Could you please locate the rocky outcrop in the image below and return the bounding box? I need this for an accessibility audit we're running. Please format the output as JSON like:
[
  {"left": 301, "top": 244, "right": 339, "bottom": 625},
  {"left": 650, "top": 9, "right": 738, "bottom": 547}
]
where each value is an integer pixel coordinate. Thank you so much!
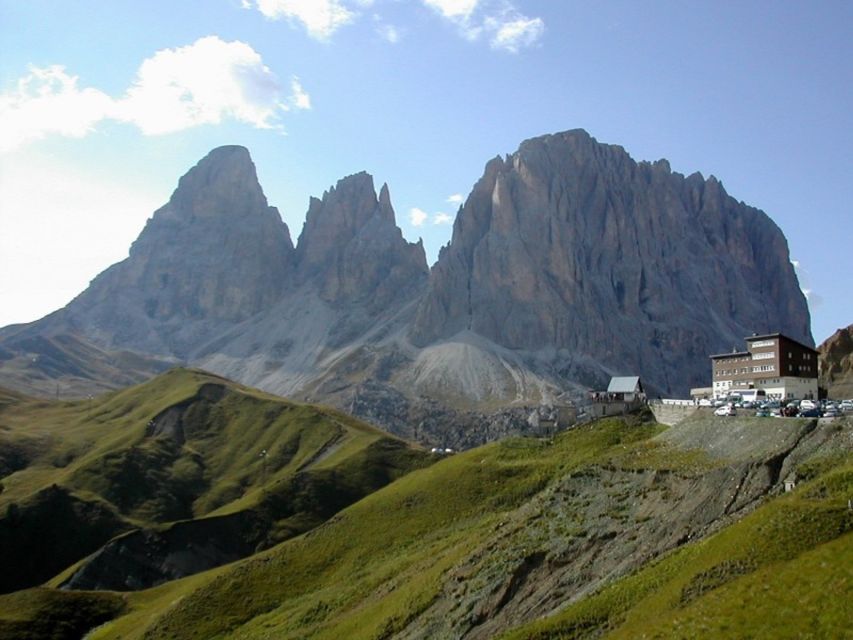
[
  {"left": 411, "top": 130, "right": 812, "bottom": 395},
  {"left": 295, "top": 172, "right": 428, "bottom": 310},
  {"left": 819, "top": 324, "right": 853, "bottom": 397},
  {"left": 15, "top": 146, "right": 295, "bottom": 358}
]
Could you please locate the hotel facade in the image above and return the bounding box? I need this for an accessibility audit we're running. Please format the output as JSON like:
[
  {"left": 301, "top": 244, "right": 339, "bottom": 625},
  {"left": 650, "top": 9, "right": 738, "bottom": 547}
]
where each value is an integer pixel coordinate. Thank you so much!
[{"left": 710, "top": 333, "right": 818, "bottom": 400}]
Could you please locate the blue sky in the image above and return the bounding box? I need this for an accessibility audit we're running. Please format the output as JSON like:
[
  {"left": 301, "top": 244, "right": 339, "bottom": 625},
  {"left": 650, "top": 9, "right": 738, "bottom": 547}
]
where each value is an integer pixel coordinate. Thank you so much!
[{"left": 1, "top": 0, "right": 850, "bottom": 343}]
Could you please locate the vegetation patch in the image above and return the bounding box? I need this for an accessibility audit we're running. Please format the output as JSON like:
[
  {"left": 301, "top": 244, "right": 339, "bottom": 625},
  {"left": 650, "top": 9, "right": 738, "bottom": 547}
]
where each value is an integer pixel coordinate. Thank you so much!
[{"left": 0, "top": 588, "right": 126, "bottom": 640}]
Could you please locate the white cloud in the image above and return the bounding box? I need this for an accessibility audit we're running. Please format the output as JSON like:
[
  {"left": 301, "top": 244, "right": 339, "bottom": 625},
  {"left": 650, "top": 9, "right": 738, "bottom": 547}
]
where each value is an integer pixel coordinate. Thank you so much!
[
  {"left": 423, "top": 0, "right": 479, "bottom": 19},
  {"left": 0, "top": 36, "right": 308, "bottom": 152},
  {"left": 409, "top": 207, "right": 429, "bottom": 227},
  {"left": 420, "top": 0, "right": 543, "bottom": 52},
  {"left": 253, "top": 0, "right": 354, "bottom": 39},
  {"left": 433, "top": 212, "right": 454, "bottom": 225},
  {"left": 115, "top": 37, "right": 287, "bottom": 135},
  {"left": 447, "top": 193, "right": 464, "bottom": 204},
  {"left": 0, "top": 66, "right": 114, "bottom": 153},
  {"left": 487, "top": 14, "right": 544, "bottom": 52},
  {"left": 792, "top": 259, "right": 822, "bottom": 308},
  {"left": 377, "top": 23, "right": 401, "bottom": 43},
  {"left": 289, "top": 77, "right": 312, "bottom": 110}
]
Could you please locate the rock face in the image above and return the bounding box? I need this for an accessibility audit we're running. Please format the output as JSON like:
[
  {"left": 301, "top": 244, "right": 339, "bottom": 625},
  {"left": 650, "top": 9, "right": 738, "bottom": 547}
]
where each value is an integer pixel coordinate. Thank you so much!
[
  {"left": 411, "top": 130, "right": 812, "bottom": 394},
  {"left": 0, "top": 131, "right": 815, "bottom": 444},
  {"left": 26, "top": 146, "right": 295, "bottom": 357},
  {"left": 819, "top": 324, "right": 853, "bottom": 398},
  {"left": 295, "top": 173, "right": 428, "bottom": 310}
]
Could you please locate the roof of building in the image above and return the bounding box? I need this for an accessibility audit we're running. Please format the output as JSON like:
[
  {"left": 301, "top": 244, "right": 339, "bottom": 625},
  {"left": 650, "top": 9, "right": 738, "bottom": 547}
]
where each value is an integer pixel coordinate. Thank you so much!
[
  {"left": 710, "top": 351, "right": 750, "bottom": 360},
  {"left": 607, "top": 376, "right": 641, "bottom": 393},
  {"left": 709, "top": 332, "right": 817, "bottom": 360},
  {"left": 745, "top": 332, "right": 817, "bottom": 353}
]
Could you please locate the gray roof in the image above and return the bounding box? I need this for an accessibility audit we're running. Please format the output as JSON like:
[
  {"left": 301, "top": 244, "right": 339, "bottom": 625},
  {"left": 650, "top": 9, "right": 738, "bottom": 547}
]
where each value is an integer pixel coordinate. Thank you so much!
[{"left": 607, "top": 376, "right": 641, "bottom": 393}]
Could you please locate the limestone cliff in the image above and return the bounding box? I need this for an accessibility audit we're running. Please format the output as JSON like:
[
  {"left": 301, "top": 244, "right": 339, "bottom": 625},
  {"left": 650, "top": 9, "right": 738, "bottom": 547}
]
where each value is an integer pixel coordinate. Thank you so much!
[
  {"left": 411, "top": 130, "right": 812, "bottom": 395},
  {"left": 21, "top": 146, "right": 295, "bottom": 358},
  {"left": 295, "top": 172, "right": 428, "bottom": 310}
]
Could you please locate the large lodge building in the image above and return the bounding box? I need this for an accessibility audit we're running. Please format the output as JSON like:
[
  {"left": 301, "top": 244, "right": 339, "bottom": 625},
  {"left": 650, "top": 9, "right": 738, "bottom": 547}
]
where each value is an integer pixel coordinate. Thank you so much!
[{"left": 710, "top": 333, "right": 818, "bottom": 401}]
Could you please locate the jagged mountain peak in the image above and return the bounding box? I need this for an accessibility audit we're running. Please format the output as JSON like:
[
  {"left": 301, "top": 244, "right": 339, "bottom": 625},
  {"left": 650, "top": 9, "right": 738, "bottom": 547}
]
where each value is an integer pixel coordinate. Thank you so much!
[
  {"left": 22, "top": 145, "right": 295, "bottom": 357},
  {"left": 165, "top": 145, "right": 270, "bottom": 221},
  {"left": 295, "top": 170, "right": 428, "bottom": 307}
]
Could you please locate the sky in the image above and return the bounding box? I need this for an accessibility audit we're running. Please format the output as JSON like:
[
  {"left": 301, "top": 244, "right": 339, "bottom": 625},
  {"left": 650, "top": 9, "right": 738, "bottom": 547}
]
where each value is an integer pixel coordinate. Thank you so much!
[{"left": 0, "top": 0, "right": 851, "bottom": 344}]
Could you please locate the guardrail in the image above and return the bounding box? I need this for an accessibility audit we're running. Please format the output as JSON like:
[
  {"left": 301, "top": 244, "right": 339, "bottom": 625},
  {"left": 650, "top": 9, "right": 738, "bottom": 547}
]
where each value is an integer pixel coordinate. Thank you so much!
[{"left": 648, "top": 398, "right": 696, "bottom": 407}]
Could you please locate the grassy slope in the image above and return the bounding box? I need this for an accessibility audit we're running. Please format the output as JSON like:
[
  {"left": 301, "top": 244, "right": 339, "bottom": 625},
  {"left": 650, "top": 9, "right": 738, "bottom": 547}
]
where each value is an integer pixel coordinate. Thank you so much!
[
  {"left": 0, "top": 588, "right": 126, "bottom": 640},
  {"left": 92, "top": 415, "right": 660, "bottom": 639},
  {"left": 2, "top": 401, "right": 850, "bottom": 639},
  {"left": 501, "top": 461, "right": 853, "bottom": 640},
  {"left": 0, "top": 368, "right": 430, "bottom": 594}
]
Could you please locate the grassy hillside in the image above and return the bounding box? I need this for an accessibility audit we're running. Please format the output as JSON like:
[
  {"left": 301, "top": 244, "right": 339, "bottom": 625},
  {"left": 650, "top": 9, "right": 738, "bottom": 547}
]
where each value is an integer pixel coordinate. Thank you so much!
[
  {"left": 1, "top": 400, "right": 850, "bottom": 639},
  {"left": 0, "top": 368, "right": 431, "bottom": 594},
  {"left": 502, "top": 461, "right": 853, "bottom": 639},
  {"left": 78, "top": 412, "right": 849, "bottom": 640}
]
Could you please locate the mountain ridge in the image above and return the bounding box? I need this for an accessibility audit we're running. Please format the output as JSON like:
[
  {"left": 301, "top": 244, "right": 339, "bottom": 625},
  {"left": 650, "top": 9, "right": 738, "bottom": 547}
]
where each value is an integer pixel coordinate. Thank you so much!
[{"left": 0, "top": 129, "right": 813, "bottom": 446}]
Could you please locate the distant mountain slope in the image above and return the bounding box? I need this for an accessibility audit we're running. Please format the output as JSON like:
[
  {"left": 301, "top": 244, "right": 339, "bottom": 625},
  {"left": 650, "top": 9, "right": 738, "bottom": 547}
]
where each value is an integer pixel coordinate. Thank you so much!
[
  {"left": 819, "top": 323, "right": 853, "bottom": 398},
  {"left": 0, "top": 369, "right": 430, "bottom": 594},
  {"left": 0, "top": 130, "right": 813, "bottom": 446},
  {"left": 0, "top": 332, "right": 173, "bottom": 398},
  {"left": 12, "top": 411, "right": 847, "bottom": 640}
]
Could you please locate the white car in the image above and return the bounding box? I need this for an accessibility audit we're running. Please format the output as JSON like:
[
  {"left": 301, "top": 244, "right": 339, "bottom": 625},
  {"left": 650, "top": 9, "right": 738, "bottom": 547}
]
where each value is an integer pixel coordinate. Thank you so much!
[
  {"left": 715, "top": 405, "right": 736, "bottom": 416},
  {"left": 800, "top": 399, "right": 816, "bottom": 410}
]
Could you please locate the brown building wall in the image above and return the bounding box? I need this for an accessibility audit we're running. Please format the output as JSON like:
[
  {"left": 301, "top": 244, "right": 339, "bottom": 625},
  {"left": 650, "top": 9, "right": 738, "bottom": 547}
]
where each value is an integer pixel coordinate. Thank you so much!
[{"left": 711, "top": 334, "right": 818, "bottom": 393}]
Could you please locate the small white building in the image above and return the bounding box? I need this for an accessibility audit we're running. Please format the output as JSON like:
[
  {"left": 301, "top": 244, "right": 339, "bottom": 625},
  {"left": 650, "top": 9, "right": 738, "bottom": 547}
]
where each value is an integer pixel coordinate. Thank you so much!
[{"left": 606, "top": 376, "right": 645, "bottom": 402}]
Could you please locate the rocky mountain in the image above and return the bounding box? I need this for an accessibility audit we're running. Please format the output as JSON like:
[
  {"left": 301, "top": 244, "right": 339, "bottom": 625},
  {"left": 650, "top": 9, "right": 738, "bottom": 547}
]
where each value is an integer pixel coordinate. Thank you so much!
[
  {"left": 412, "top": 130, "right": 811, "bottom": 393},
  {"left": 295, "top": 172, "right": 428, "bottom": 311},
  {"left": 819, "top": 324, "right": 853, "bottom": 397},
  {"left": 0, "top": 131, "right": 813, "bottom": 445},
  {"left": 1, "top": 146, "right": 294, "bottom": 359}
]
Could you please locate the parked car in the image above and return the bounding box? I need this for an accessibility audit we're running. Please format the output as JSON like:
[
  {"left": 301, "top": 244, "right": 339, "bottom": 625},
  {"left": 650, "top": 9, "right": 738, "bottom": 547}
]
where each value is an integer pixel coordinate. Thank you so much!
[
  {"left": 823, "top": 408, "right": 840, "bottom": 418},
  {"left": 799, "top": 408, "right": 821, "bottom": 418},
  {"left": 755, "top": 408, "right": 770, "bottom": 417},
  {"left": 715, "top": 405, "right": 736, "bottom": 416},
  {"left": 840, "top": 400, "right": 853, "bottom": 413},
  {"left": 800, "top": 399, "right": 817, "bottom": 410},
  {"left": 698, "top": 398, "right": 713, "bottom": 407}
]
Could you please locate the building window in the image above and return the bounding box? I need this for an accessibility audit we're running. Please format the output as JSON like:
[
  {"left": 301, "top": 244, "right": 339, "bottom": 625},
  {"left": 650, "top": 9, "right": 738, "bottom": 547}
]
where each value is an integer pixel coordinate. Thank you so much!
[{"left": 752, "top": 365, "right": 775, "bottom": 373}]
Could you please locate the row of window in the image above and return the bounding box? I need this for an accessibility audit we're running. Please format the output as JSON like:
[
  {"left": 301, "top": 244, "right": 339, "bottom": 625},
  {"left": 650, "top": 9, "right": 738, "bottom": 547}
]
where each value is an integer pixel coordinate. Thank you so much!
[
  {"left": 751, "top": 340, "right": 776, "bottom": 348},
  {"left": 753, "top": 364, "right": 775, "bottom": 373}
]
